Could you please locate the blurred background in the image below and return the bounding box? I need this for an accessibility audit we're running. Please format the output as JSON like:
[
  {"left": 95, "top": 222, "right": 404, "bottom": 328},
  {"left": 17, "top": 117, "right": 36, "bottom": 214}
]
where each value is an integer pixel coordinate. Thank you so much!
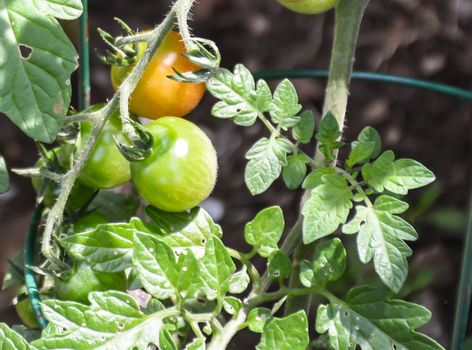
[{"left": 0, "top": 0, "right": 471, "bottom": 347}]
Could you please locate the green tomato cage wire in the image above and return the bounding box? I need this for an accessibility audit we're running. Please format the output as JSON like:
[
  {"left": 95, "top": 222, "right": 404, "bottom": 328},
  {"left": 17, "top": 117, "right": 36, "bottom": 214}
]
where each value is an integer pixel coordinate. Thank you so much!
[{"left": 22, "top": 0, "right": 472, "bottom": 348}]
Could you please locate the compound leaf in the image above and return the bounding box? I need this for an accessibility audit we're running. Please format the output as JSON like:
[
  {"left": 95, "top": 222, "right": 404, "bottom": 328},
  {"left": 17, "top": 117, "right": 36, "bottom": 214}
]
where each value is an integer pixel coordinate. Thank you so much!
[
  {"left": 31, "top": 291, "right": 175, "bottom": 350},
  {"left": 316, "top": 286, "right": 444, "bottom": 350}
]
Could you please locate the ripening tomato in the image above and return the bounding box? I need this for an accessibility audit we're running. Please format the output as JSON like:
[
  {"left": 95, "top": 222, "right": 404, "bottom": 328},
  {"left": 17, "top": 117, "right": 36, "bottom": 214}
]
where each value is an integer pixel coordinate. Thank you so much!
[
  {"left": 130, "top": 117, "right": 217, "bottom": 212},
  {"left": 111, "top": 31, "right": 205, "bottom": 120},
  {"left": 55, "top": 263, "right": 127, "bottom": 304},
  {"left": 277, "top": 0, "right": 339, "bottom": 14},
  {"left": 77, "top": 107, "right": 131, "bottom": 190}
]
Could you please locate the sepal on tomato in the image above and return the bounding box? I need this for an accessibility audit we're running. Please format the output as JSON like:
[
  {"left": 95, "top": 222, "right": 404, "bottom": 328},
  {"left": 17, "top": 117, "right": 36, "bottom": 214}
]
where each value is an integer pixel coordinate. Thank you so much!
[{"left": 114, "top": 118, "right": 154, "bottom": 162}]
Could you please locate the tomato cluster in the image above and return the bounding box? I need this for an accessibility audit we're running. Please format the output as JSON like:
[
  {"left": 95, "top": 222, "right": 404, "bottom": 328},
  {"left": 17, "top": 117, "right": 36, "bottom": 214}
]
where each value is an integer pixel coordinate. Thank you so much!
[{"left": 19, "top": 29, "right": 217, "bottom": 325}]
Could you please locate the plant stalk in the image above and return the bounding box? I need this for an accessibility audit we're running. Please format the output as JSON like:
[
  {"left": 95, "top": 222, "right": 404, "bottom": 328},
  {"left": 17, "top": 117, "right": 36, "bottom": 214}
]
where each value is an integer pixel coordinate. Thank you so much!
[{"left": 284, "top": 0, "right": 370, "bottom": 316}]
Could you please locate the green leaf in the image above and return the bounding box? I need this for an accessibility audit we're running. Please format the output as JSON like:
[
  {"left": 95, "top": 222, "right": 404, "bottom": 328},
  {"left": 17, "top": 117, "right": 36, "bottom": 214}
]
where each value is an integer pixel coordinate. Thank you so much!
[
  {"left": 302, "top": 167, "right": 336, "bottom": 189},
  {"left": 254, "top": 80, "right": 272, "bottom": 112},
  {"left": 316, "top": 286, "right": 445, "bottom": 350},
  {"left": 302, "top": 174, "right": 353, "bottom": 244},
  {"left": 38, "top": 0, "right": 83, "bottom": 20},
  {"left": 62, "top": 208, "right": 221, "bottom": 273},
  {"left": 256, "top": 310, "right": 309, "bottom": 350},
  {"left": 268, "top": 250, "right": 292, "bottom": 280},
  {"left": 292, "top": 110, "right": 315, "bottom": 144},
  {"left": 374, "top": 195, "right": 409, "bottom": 214},
  {"left": 268, "top": 79, "right": 302, "bottom": 130},
  {"left": 223, "top": 296, "right": 243, "bottom": 316},
  {"left": 245, "top": 206, "right": 285, "bottom": 257},
  {"left": 207, "top": 65, "right": 258, "bottom": 126},
  {"left": 31, "top": 291, "right": 177, "bottom": 349},
  {"left": 133, "top": 235, "right": 179, "bottom": 300},
  {"left": 0, "top": 323, "right": 32, "bottom": 349},
  {"left": 315, "top": 112, "right": 342, "bottom": 163},
  {"left": 247, "top": 307, "right": 272, "bottom": 333},
  {"left": 245, "top": 137, "right": 292, "bottom": 195},
  {"left": 0, "top": 155, "right": 9, "bottom": 194},
  {"left": 362, "top": 151, "right": 436, "bottom": 195},
  {"left": 300, "top": 238, "right": 346, "bottom": 288},
  {"left": 0, "top": 0, "right": 80, "bottom": 143},
  {"left": 199, "top": 236, "right": 236, "bottom": 300},
  {"left": 342, "top": 203, "right": 418, "bottom": 292},
  {"left": 347, "top": 127, "right": 381, "bottom": 168},
  {"left": 61, "top": 223, "right": 139, "bottom": 272},
  {"left": 282, "top": 154, "right": 307, "bottom": 190},
  {"left": 145, "top": 206, "right": 222, "bottom": 258},
  {"left": 228, "top": 268, "right": 250, "bottom": 294}
]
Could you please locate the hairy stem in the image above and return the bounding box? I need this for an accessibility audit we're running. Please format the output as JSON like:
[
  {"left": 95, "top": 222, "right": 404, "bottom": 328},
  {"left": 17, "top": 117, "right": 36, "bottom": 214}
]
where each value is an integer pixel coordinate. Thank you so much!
[{"left": 284, "top": 0, "right": 370, "bottom": 316}]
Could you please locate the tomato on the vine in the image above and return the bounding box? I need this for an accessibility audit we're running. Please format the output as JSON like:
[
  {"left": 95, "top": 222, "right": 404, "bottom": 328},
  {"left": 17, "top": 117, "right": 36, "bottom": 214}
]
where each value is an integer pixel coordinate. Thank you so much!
[
  {"left": 131, "top": 117, "right": 217, "bottom": 212},
  {"left": 55, "top": 263, "right": 127, "bottom": 304},
  {"left": 13, "top": 294, "right": 39, "bottom": 329},
  {"left": 32, "top": 148, "right": 96, "bottom": 212},
  {"left": 277, "top": 0, "right": 339, "bottom": 14},
  {"left": 111, "top": 31, "right": 205, "bottom": 120},
  {"left": 72, "top": 212, "right": 108, "bottom": 233},
  {"left": 77, "top": 106, "right": 131, "bottom": 190}
]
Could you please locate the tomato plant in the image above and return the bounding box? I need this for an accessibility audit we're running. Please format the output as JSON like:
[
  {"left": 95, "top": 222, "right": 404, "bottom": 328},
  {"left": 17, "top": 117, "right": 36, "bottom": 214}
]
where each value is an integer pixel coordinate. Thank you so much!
[
  {"left": 111, "top": 31, "right": 206, "bottom": 119},
  {"left": 0, "top": 0, "right": 452, "bottom": 349},
  {"left": 131, "top": 117, "right": 217, "bottom": 212},
  {"left": 277, "top": 0, "right": 339, "bottom": 14},
  {"left": 77, "top": 107, "right": 132, "bottom": 189}
]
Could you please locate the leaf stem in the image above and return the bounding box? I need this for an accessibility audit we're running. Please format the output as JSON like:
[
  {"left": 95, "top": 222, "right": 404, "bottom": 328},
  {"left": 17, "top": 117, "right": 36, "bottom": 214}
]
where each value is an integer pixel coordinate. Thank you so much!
[{"left": 284, "top": 0, "right": 370, "bottom": 316}]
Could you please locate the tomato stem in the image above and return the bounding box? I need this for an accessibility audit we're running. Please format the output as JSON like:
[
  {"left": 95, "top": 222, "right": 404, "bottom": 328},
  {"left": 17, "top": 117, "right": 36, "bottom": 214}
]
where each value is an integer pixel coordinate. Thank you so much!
[{"left": 283, "top": 0, "right": 370, "bottom": 316}]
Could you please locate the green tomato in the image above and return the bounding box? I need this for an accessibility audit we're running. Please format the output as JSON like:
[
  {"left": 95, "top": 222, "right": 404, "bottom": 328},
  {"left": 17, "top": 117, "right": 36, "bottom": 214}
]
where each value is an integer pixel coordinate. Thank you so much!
[
  {"left": 55, "top": 263, "right": 127, "bottom": 304},
  {"left": 78, "top": 108, "right": 131, "bottom": 190},
  {"left": 277, "top": 0, "right": 339, "bottom": 14},
  {"left": 131, "top": 117, "right": 217, "bottom": 212},
  {"left": 14, "top": 294, "right": 39, "bottom": 329},
  {"left": 72, "top": 212, "right": 108, "bottom": 233},
  {"left": 32, "top": 148, "right": 96, "bottom": 212}
]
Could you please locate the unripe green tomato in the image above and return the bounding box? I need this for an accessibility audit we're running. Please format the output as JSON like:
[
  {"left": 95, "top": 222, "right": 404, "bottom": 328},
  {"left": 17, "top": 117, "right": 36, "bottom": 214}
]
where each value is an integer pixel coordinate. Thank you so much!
[
  {"left": 72, "top": 212, "right": 108, "bottom": 233},
  {"left": 277, "top": 0, "right": 339, "bottom": 14},
  {"left": 131, "top": 117, "right": 217, "bottom": 212},
  {"left": 14, "top": 295, "right": 39, "bottom": 329},
  {"left": 78, "top": 107, "right": 131, "bottom": 190},
  {"left": 32, "top": 148, "right": 96, "bottom": 211},
  {"left": 55, "top": 263, "right": 127, "bottom": 304}
]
